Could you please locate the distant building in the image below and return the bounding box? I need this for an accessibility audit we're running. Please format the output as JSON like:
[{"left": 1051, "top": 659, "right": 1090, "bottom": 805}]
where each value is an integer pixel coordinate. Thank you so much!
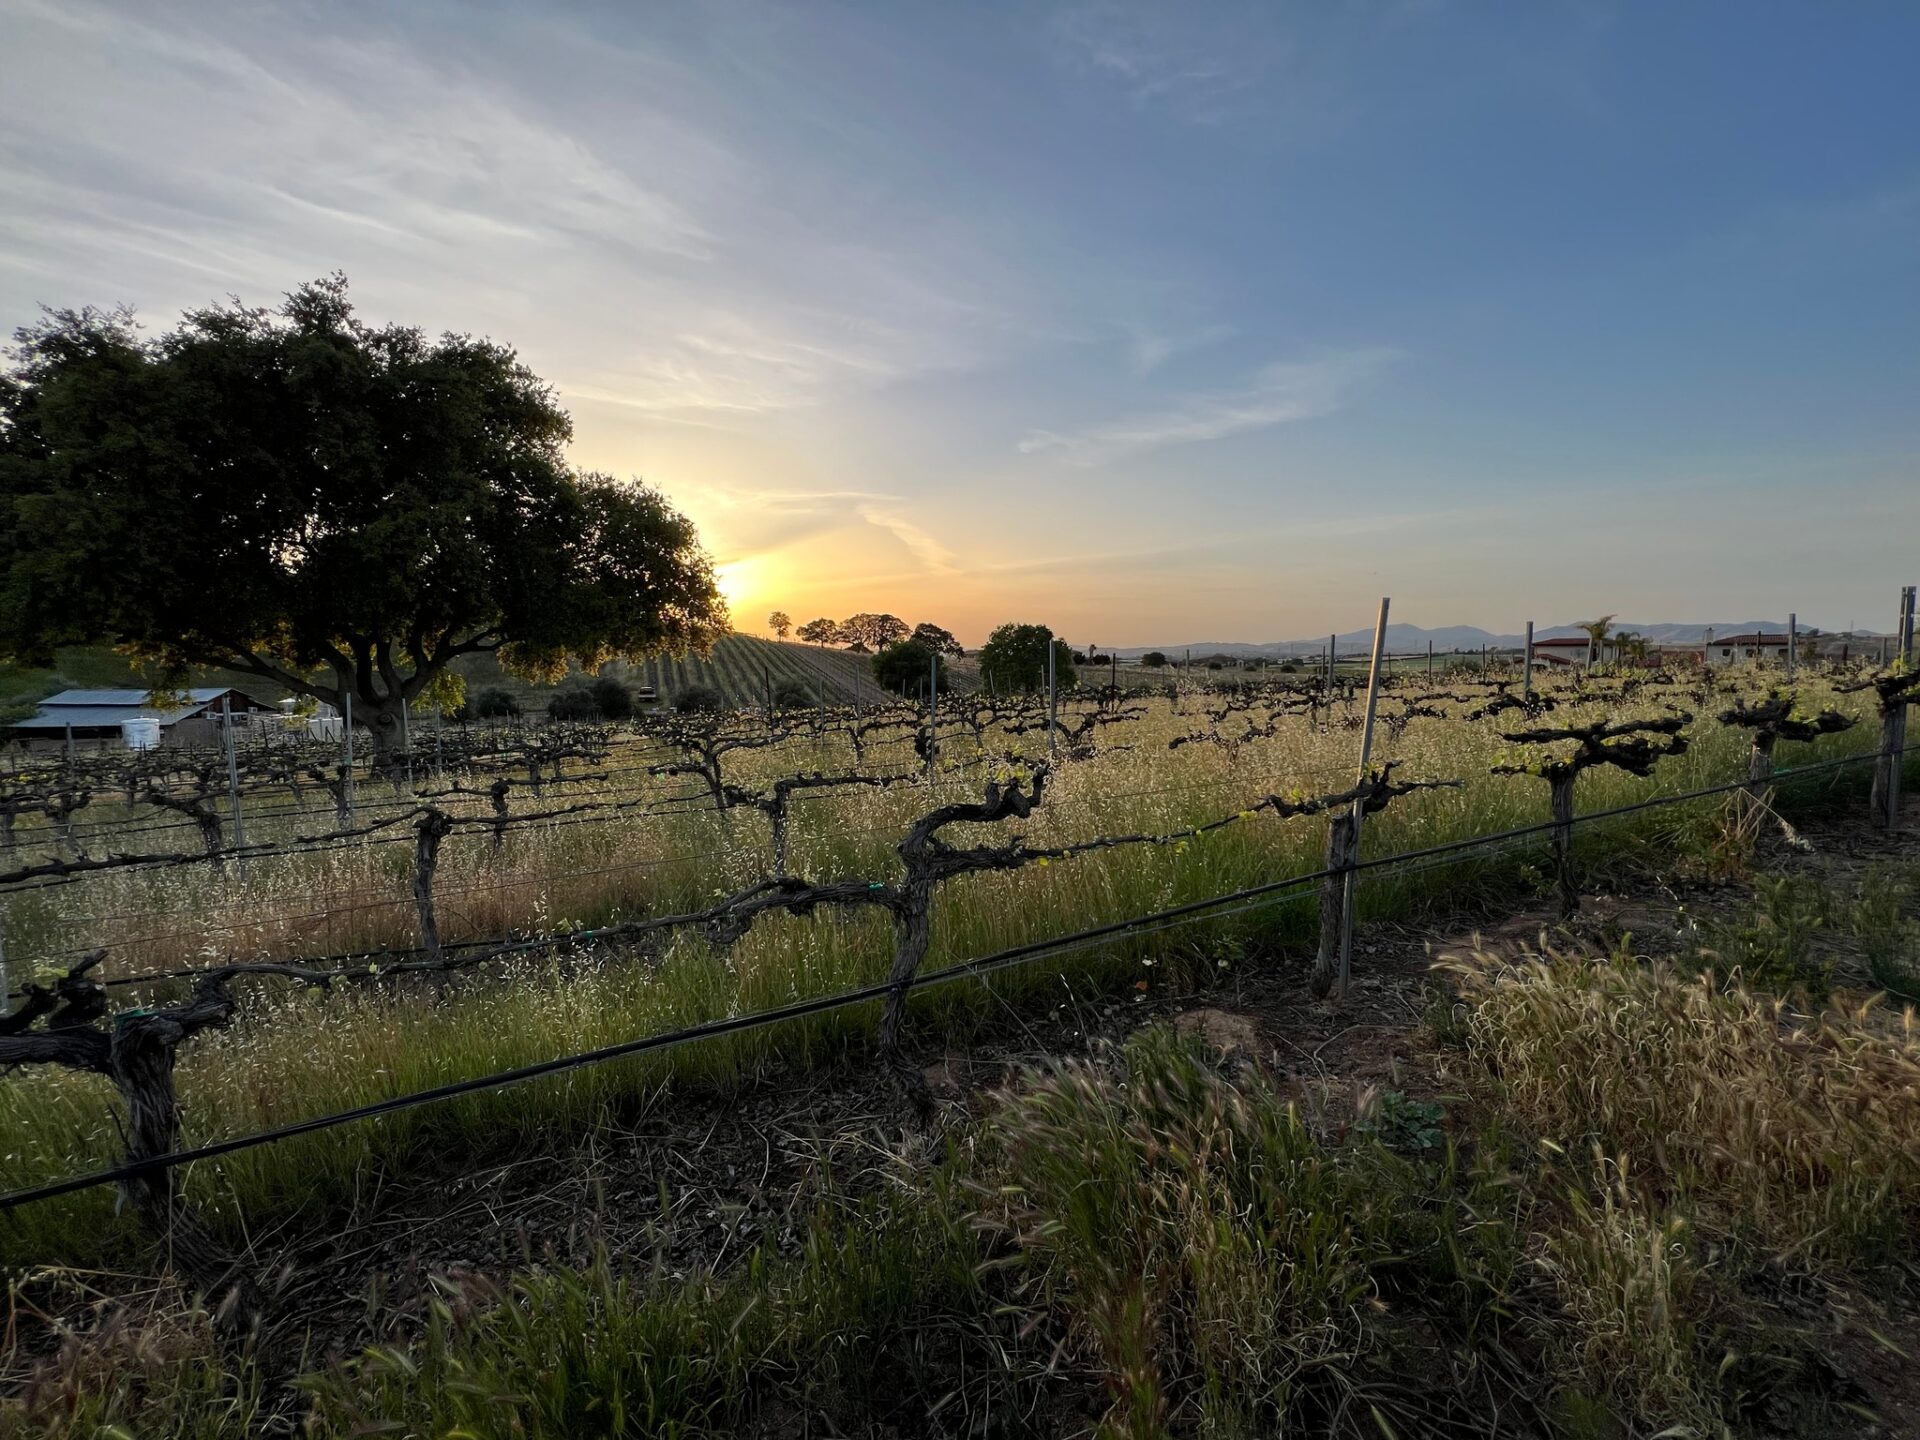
[
  {"left": 1695, "top": 632, "right": 1791, "bottom": 668},
  {"left": 1529, "top": 636, "right": 1611, "bottom": 668},
  {"left": 8, "top": 687, "right": 277, "bottom": 751}
]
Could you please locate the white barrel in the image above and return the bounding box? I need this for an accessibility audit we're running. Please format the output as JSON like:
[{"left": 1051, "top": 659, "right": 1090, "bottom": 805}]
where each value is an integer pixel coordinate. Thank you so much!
[
  {"left": 121, "top": 716, "right": 162, "bottom": 750},
  {"left": 307, "top": 716, "right": 344, "bottom": 741}
]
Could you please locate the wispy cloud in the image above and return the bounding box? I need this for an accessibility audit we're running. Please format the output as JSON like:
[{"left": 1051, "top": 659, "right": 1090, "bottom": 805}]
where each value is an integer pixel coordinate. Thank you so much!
[
  {"left": 1051, "top": 3, "right": 1268, "bottom": 124},
  {"left": 1019, "top": 348, "right": 1400, "bottom": 465},
  {"left": 1119, "top": 319, "right": 1235, "bottom": 375},
  {"left": 0, "top": 0, "right": 1049, "bottom": 424}
]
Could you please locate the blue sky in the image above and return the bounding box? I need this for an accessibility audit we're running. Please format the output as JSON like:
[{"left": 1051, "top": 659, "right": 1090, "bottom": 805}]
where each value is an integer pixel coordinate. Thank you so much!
[{"left": 2, "top": 0, "right": 1916, "bottom": 643}]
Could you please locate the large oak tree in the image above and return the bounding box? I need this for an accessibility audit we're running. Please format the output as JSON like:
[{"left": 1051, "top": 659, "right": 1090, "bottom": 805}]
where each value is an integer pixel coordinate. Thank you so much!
[{"left": 0, "top": 277, "right": 728, "bottom": 755}]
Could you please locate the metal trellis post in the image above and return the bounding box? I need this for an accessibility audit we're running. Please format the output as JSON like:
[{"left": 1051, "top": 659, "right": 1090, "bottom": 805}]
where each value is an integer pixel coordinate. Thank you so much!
[{"left": 1338, "top": 597, "right": 1391, "bottom": 997}]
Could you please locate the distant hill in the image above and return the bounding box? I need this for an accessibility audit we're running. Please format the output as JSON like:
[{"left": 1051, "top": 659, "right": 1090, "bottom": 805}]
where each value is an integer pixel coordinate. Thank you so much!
[
  {"left": 626, "top": 635, "right": 904, "bottom": 708},
  {"left": 1116, "top": 621, "right": 1889, "bottom": 658}
]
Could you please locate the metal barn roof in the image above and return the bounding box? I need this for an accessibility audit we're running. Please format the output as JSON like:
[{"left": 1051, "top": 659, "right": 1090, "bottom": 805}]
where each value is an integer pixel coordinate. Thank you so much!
[
  {"left": 10, "top": 687, "right": 266, "bottom": 732},
  {"left": 37, "top": 688, "right": 236, "bottom": 707}
]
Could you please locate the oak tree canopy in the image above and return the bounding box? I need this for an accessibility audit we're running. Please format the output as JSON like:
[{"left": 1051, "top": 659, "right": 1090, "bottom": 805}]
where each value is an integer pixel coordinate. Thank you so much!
[{"left": 0, "top": 276, "right": 728, "bottom": 754}]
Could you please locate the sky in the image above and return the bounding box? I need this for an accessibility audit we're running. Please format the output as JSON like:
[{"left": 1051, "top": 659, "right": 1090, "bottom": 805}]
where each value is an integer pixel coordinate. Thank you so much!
[{"left": 2, "top": 0, "right": 1917, "bottom": 646}]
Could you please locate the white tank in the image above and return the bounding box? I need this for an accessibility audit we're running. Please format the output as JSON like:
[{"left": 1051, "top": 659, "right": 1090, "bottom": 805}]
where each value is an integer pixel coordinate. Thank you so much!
[{"left": 122, "top": 716, "right": 162, "bottom": 750}]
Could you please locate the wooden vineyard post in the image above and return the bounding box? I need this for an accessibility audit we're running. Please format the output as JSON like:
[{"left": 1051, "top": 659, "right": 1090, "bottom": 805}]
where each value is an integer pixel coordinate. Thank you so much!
[
  {"left": 1314, "top": 809, "right": 1358, "bottom": 998},
  {"left": 1869, "top": 585, "right": 1917, "bottom": 829},
  {"left": 1787, "top": 612, "right": 1797, "bottom": 681},
  {"left": 1335, "top": 597, "right": 1390, "bottom": 997},
  {"left": 1522, "top": 621, "right": 1534, "bottom": 705}
]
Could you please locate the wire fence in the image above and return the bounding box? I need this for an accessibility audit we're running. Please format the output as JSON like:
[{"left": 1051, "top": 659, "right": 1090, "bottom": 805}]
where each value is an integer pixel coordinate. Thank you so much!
[{"left": 0, "top": 736, "right": 1906, "bottom": 1217}]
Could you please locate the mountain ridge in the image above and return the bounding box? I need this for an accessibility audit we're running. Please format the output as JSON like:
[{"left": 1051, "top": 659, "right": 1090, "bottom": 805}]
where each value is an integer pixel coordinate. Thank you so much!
[{"left": 1111, "top": 621, "right": 1890, "bottom": 659}]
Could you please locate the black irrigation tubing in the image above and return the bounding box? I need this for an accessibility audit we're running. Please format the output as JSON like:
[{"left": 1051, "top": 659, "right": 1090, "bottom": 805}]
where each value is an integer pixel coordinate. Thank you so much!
[
  {"left": 4, "top": 737, "right": 1913, "bottom": 1211},
  {"left": 10, "top": 736, "right": 1910, "bottom": 977},
  {"left": 0, "top": 871, "right": 1335, "bottom": 1216}
]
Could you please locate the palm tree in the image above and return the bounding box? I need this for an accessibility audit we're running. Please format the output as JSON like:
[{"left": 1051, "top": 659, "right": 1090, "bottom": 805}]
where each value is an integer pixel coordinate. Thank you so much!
[{"left": 1577, "top": 614, "right": 1616, "bottom": 670}]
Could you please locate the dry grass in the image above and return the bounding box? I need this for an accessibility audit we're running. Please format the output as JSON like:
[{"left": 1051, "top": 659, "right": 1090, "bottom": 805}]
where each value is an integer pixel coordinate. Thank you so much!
[{"left": 1445, "top": 949, "right": 1920, "bottom": 1265}]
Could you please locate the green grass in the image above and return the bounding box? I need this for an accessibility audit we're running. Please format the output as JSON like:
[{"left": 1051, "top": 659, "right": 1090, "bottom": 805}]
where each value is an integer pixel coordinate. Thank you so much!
[
  {"left": 0, "top": 676, "right": 1900, "bottom": 1274},
  {"left": 30, "top": 976, "right": 1914, "bottom": 1437}
]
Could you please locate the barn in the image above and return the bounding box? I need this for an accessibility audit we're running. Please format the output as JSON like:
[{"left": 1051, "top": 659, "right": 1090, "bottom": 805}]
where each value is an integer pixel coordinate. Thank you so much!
[{"left": 8, "top": 688, "right": 278, "bottom": 751}]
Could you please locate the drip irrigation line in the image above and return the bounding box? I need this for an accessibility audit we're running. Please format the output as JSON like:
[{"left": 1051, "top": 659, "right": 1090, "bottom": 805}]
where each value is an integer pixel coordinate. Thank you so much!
[
  {"left": 7, "top": 737, "right": 1908, "bottom": 985},
  {"left": 0, "top": 871, "right": 1334, "bottom": 1215}
]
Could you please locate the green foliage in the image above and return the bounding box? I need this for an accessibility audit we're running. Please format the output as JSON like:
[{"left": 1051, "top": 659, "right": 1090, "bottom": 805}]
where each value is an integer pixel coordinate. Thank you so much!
[
  {"left": 837, "top": 613, "right": 909, "bottom": 651},
  {"left": 547, "top": 683, "right": 602, "bottom": 722},
  {"left": 0, "top": 277, "right": 727, "bottom": 742},
  {"left": 907, "top": 621, "right": 964, "bottom": 657},
  {"left": 1848, "top": 864, "right": 1920, "bottom": 1000},
  {"left": 590, "top": 675, "right": 634, "bottom": 721},
  {"left": 674, "top": 684, "right": 725, "bottom": 715},
  {"left": 1354, "top": 1089, "right": 1447, "bottom": 1151},
  {"left": 464, "top": 686, "right": 520, "bottom": 720},
  {"left": 1698, "top": 872, "right": 1834, "bottom": 997},
  {"left": 769, "top": 677, "right": 816, "bottom": 711},
  {"left": 794, "top": 617, "right": 840, "bottom": 645},
  {"left": 766, "top": 610, "right": 791, "bottom": 639},
  {"left": 977, "top": 622, "right": 1074, "bottom": 694},
  {"left": 870, "top": 639, "right": 948, "bottom": 697},
  {"left": 1140, "top": 651, "right": 1168, "bottom": 668}
]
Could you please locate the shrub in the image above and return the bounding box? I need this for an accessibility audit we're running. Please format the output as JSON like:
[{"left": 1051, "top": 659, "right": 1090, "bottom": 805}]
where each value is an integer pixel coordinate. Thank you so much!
[
  {"left": 466, "top": 686, "right": 520, "bottom": 719},
  {"left": 674, "top": 684, "right": 725, "bottom": 715},
  {"left": 589, "top": 676, "right": 633, "bottom": 721},
  {"left": 770, "top": 678, "right": 816, "bottom": 711},
  {"left": 871, "top": 639, "right": 948, "bottom": 696},
  {"left": 545, "top": 683, "right": 601, "bottom": 722}
]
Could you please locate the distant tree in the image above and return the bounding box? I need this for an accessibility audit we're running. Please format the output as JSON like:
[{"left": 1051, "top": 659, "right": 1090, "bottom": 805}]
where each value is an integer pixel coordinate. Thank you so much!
[
  {"left": 873, "top": 639, "right": 949, "bottom": 696},
  {"left": 1577, "top": 615, "right": 1617, "bottom": 667},
  {"left": 589, "top": 675, "right": 634, "bottom": 720},
  {"left": 546, "top": 683, "right": 601, "bottom": 722},
  {"left": 462, "top": 686, "right": 520, "bottom": 720},
  {"left": 839, "top": 613, "right": 910, "bottom": 650},
  {"left": 674, "top": 683, "right": 726, "bottom": 714},
  {"left": 797, "top": 618, "right": 842, "bottom": 645},
  {"left": 767, "top": 611, "right": 792, "bottom": 640},
  {"left": 909, "top": 622, "right": 965, "bottom": 657},
  {"left": 1141, "top": 651, "right": 1169, "bottom": 669},
  {"left": 978, "top": 623, "right": 1075, "bottom": 694},
  {"left": 0, "top": 277, "right": 728, "bottom": 758}
]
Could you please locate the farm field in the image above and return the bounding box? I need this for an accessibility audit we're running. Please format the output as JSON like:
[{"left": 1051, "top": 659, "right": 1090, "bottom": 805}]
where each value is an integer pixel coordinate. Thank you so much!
[{"left": 3, "top": 661, "right": 1920, "bottom": 1437}]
